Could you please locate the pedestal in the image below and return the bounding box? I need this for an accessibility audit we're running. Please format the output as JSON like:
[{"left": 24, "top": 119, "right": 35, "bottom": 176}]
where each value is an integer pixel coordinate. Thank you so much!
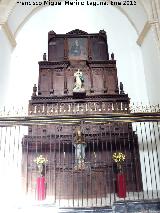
[
  {"left": 36, "top": 176, "right": 46, "bottom": 200},
  {"left": 117, "top": 173, "right": 126, "bottom": 198}
]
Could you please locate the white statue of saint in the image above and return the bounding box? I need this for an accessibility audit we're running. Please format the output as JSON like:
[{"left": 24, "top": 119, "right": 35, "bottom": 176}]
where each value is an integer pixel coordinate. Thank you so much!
[{"left": 73, "top": 69, "right": 85, "bottom": 92}]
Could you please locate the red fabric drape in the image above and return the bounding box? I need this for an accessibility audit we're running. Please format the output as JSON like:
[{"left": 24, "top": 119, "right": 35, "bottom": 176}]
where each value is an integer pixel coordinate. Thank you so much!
[
  {"left": 36, "top": 177, "right": 46, "bottom": 200},
  {"left": 117, "top": 173, "right": 126, "bottom": 198}
]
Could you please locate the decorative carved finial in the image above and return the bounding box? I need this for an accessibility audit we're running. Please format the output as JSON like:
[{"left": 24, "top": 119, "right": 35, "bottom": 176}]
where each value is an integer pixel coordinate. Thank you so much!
[
  {"left": 32, "top": 84, "right": 37, "bottom": 96},
  {"left": 48, "top": 30, "right": 56, "bottom": 35},
  {"left": 43, "top": 53, "right": 46, "bottom": 61},
  {"left": 120, "top": 82, "right": 125, "bottom": 94},
  {"left": 67, "top": 29, "right": 88, "bottom": 35},
  {"left": 99, "top": 29, "right": 106, "bottom": 34},
  {"left": 111, "top": 53, "right": 114, "bottom": 60},
  {"left": 99, "top": 30, "right": 106, "bottom": 39}
]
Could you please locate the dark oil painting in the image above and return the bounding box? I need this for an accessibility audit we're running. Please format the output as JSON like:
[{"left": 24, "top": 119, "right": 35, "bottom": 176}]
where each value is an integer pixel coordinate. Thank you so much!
[{"left": 68, "top": 38, "right": 88, "bottom": 60}]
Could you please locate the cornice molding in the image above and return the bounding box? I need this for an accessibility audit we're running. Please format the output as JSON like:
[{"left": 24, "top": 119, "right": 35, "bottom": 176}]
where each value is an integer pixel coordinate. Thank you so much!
[{"left": 1, "top": 22, "right": 16, "bottom": 47}]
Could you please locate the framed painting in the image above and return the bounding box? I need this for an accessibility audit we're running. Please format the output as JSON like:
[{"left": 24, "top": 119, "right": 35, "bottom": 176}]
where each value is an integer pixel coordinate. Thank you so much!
[{"left": 68, "top": 38, "right": 88, "bottom": 60}]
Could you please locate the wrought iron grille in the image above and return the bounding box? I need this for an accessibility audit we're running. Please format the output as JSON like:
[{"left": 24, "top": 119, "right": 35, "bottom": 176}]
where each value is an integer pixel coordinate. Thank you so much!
[{"left": 0, "top": 106, "right": 160, "bottom": 208}]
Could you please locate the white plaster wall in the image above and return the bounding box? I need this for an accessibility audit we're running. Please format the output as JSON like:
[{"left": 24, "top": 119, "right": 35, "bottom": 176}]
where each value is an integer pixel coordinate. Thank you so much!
[
  {"left": 141, "top": 27, "right": 160, "bottom": 104},
  {"left": 0, "top": 27, "right": 12, "bottom": 106}
]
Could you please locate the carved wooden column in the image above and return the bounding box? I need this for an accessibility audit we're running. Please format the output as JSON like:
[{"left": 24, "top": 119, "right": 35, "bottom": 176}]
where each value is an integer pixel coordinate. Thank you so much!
[
  {"left": 38, "top": 68, "right": 42, "bottom": 95},
  {"left": 114, "top": 67, "right": 119, "bottom": 94},
  {"left": 50, "top": 69, "right": 54, "bottom": 95},
  {"left": 52, "top": 69, "right": 55, "bottom": 94},
  {"left": 89, "top": 66, "right": 94, "bottom": 93},
  {"left": 64, "top": 69, "right": 68, "bottom": 94},
  {"left": 103, "top": 68, "right": 107, "bottom": 93},
  {"left": 88, "top": 36, "right": 92, "bottom": 60},
  {"left": 64, "top": 38, "right": 68, "bottom": 60}
]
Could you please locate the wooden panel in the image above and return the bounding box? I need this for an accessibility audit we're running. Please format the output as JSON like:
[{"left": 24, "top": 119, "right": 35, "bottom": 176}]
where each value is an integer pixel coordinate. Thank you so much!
[
  {"left": 83, "top": 72, "right": 91, "bottom": 93},
  {"left": 48, "top": 38, "right": 64, "bottom": 61},
  {"left": 90, "top": 37, "right": 108, "bottom": 61},
  {"left": 66, "top": 70, "right": 74, "bottom": 95},
  {"left": 54, "top": 72, "right": 64, "bottom": 95},
  {"left": 92, "top": 69, "right": 103, "bottom": 94},
  {"left": 106, "top": 72, "right": 116, "bottom": 94},
  {"left": 39, "top": 70, "right": 51, "bottom": 96}
]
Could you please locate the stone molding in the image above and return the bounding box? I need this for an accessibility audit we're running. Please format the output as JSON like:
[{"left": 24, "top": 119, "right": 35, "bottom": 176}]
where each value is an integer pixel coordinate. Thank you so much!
[{"left": 1, "top": 21, "right": 16, "bottom": 47}]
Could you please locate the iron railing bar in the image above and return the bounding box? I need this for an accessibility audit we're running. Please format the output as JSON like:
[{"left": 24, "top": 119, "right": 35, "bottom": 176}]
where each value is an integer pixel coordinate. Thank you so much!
[
  {"left": 2, "top": 118, "right": 160, "bottom": 126},
  {"left": 90, "top": 133, "right": 94, "bottom": 207},
  {"left": 132, "top": 123, "right": 141, "bottom": 200},
  {"left": 148, "top": 121, "right": 158, "bottom": 199},
  {"left": 81, "top": 123, "right": 84, "bottom": 207},
  {"left": 77, "top": 164, "right": 79, "bottom": 207},
  {"left": 71, "top": 127, "right": 74, "bottom": 207},
  {"left": 100, "top": 124, "right": 107, "bottom": 206},
  {"left": 81, "top": 161, "right": 83, "bottom": 207},
  {"left": 12, "top": 126, "right": 16, "bottom": 162},
  {"left": 8, "top": 127, "right": 11, "bottom": 160},
  {"left": 67, "top": 131, "right": 70, "bottom": 207},
  {"left": 83, "top": 125, "right": 88, "bottom": 207},
  {"left": 156, "top": 121, "right": 160, "bottom": 198},
  {"left": 121, "top": 123, "right": 129, "bottom": 200},
  {"left": 26, "top": 129, "right": 29, "bottom": 195},
  {"left": 139, "top": 122, "right": 148, "bottom": 200},
  {"left": 54, "top": 125, "right": 57, "bottom": 204},
  {"left": 143, "top": 121, "right": 151, "bottom": 199},
  {"left": 146, "top": 121, "right": 154, "bottom": 199},
  {"left": 1, "top": 112, "right": 160, "bottom": 124},
  {"left": 90, "top": 155, "right": 93, "bottom": 207},
  {"left": 96, "top": 131, "right": 99, "bottom": 206},
  {"left": 86, "top": 126, "right": 90, "bottom": 207},
  {"left": 49, "top": 130, "right": 52, "bottom": 197},
  {"left": 62, "top": 140, "right": 65, "bottom": 206},
  {"left": 113, "top": 124, "right": 117, "bottom": 202},
  {"left": 34, "top": 125, "right": 38, "bottom": 199},
  {"left": 17, "top": 125, "right": 21, "bottom": 168},
  {"left": 58, "top": 125, "right": 61, "bottom": 206},
  {"left": 152, "top": 122, "right": 160, "bottom": 198},
  {"left": 44, "top": 126, "right": 47, "bottom": 192},
  {"left": 128, "top": 123, "right": 136, "bottom": 200},
  {"left": 3, "top": 127, "right": 7, "bottom": 160},
  {"left": 0, "top": 127, "right": 2, "bottom": 152},
  {"left": 104, "top": 124, "right": 109, "bottom": 206},
  {"left": 108, "top": 122, "right": 113, "bottom": 206},
  {"left": 122, "top": 123, "right": 129, "bottom": 199}
]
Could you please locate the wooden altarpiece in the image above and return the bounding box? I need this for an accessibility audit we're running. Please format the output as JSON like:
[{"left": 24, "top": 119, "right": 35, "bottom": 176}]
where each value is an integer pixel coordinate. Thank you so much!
[{"left": 22, "top": 29, "right": 142, "bottom": 201}]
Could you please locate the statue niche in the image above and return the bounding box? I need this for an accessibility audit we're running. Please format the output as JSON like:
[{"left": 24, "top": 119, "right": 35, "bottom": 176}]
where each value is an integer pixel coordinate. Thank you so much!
[{"left": 73, "top": 69, "right": 86, "bottom": 97}]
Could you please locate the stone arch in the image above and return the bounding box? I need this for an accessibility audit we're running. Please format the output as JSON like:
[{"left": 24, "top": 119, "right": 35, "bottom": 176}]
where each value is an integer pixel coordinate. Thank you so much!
[{"left": 6, "top": 0, "right": 148, "bottom": 38}]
